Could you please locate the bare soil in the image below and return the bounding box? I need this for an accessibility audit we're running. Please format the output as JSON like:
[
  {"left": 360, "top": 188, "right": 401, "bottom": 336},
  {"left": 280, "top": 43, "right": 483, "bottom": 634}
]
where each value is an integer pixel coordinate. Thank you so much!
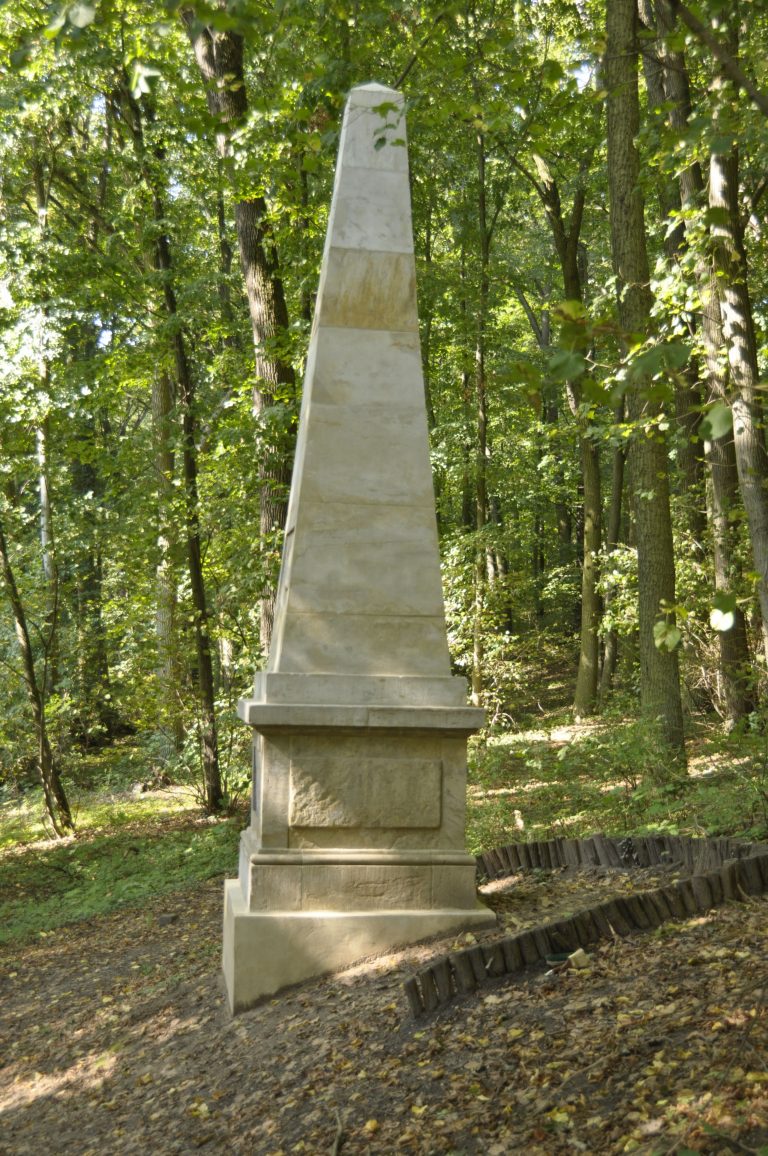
[{"left": 1, "top": 867, "right": 766, "bottom": 1155}]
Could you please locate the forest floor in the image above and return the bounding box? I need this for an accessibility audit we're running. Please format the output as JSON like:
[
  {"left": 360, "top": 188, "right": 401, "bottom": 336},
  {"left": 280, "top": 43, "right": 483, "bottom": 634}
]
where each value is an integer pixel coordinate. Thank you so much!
[{"left": 1, "top": 844, "right": 767, "bottom": 1156}]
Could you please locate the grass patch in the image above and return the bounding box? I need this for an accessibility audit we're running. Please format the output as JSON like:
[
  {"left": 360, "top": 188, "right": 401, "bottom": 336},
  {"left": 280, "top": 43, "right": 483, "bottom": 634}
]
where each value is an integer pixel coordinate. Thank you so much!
[
  {"left": 466, "top": 716, "right": 768, "bottom": 855},
  {"left": 0, "top": 795, "right": 244, "bottom": 945},
  {"left": 0, "top": 785, "right": 201, "bottom": 850}
]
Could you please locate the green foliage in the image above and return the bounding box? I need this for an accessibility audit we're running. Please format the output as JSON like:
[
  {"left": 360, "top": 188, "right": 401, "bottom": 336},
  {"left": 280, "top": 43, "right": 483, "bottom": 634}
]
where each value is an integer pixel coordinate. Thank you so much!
[
  {"left": 466, "top": 715, "right": 768, "bottom": 856},
  {"left": 1, "top": 0, "right": 768, "bottom": 832},
  {"left": 0, "top": 796, "right": 243, "bottom": 944}
]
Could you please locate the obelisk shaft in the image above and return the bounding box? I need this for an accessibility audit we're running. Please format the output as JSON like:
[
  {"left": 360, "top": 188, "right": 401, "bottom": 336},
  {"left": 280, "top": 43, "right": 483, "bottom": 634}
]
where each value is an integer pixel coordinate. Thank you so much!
[{"left": 268, "top": 83, "right": 450, "bottom": 678}]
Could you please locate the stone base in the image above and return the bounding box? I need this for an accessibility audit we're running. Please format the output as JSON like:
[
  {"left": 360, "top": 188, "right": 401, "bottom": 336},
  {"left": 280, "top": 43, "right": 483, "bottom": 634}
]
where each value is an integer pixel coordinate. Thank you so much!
[{"left": 222, "top": 879, "right": 496, "bottom": 1013}]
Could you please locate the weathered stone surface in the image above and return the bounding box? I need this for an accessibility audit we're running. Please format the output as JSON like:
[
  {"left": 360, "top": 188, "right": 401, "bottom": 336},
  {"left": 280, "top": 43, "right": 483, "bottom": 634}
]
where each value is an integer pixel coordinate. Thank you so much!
[
  {"left": 289, "top": 758, "right": 442, "bottom": 829},
  {"left": 247, "top": 672, "right": 469, "bottom": 707},
  {"left": 223, "top": 83, "right": 492, "bottom": 1014},
  {"left": 223, "top": 881, "right": 492, "bottom": 1013}
]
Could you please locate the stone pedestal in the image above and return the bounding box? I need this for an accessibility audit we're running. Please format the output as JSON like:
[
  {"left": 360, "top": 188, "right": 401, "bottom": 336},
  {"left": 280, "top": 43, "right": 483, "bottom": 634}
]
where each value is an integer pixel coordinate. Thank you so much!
[{"left": 223, "top": 83, "right": 494, "bottom": 1014}]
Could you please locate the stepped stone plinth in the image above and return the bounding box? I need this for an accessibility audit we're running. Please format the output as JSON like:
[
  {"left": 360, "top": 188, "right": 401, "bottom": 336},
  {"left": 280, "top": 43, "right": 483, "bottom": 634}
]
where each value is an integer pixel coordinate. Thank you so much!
[{"left": 223, "top": 83, "right": 494, "bottom": 1013}]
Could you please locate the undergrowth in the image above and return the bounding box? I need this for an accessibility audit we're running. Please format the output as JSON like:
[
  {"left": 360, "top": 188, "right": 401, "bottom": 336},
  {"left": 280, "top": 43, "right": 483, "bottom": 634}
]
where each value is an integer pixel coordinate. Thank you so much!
[
  {"left": 0, "top": 810, "right": 243, "bottom": 945},
  {"left": 4, "top": 709, "right": 768, "bottom": 945},
  {"left": 466, "top": 713, "right": 768, "bottom": 855}
]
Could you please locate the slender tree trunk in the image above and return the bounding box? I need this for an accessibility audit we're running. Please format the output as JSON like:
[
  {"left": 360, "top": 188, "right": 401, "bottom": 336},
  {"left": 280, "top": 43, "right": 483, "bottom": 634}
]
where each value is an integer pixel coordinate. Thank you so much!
[
  {"left": 709, "top": 72, "right": 768, "bottom": 664},
  {"left": 652, "top": 0, "right": 753, "bottom": 721},
  {"left": 421, "top": 205, "right": 437, "bottom": 433},
  {"left": 573, "top": 423, "right": 601, "bottom": 715},
  {"left": 35, "top": 415, "right": 58, "bottom": 700},
  {"left": 471, "top": 132, "right": 490, "bottom": 704},
  {"left": 152, "top": 370, "right": 184, "bottom": 754},
  {"left": 701, "top": 208, "right": 755, "bottom": 723},
  {"left": 599, "top": 402, "right": 627, "bottom": 701},
  {"left": 606, "top": 0, "right": 686, "bottom": 760},
  {"left": 459, "top": 248, "right": 475, "bottom": 531},
  {"left": 183, "top": 12, "right": 295, "bottom": 653},
  {"left": 706, "top": 429, "right": 754, "bottom": 723},
  {"left": 71, "top": 418, "right": 117, "bottom": 743},
  {"left": 640, "top": 0, "right": 706, "bottom": 545},
  {"left": 524, "top": 149, "right": 601, "bottom": 714},
  {"left": 120, "top": 84, "right": 223, "bottom": 812},
  {"left": 0, "top": 509, "right": 73, "bottom": 834},
  {"left": 32, "top": 166, "right": 60, "bottom": 701}
]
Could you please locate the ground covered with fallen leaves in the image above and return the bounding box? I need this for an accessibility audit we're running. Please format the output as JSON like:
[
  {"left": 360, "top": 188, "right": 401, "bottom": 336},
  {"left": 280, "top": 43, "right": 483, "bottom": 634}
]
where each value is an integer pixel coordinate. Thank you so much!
[{"left": 1, "top": 863, "right": 766, "bottom": 1155}]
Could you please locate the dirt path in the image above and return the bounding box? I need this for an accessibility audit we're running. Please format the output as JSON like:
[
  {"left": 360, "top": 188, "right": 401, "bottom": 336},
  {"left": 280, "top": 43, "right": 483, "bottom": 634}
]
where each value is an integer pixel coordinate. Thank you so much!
[{"left": 1, "top": 870, "right": 766, "bottom": 1155}]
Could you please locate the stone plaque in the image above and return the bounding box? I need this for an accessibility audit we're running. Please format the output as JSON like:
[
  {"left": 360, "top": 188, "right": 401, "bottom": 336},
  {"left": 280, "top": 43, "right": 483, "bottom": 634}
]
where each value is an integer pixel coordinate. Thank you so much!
[{"left": 289, "top": 758, "right": 442, "bottom": 828}]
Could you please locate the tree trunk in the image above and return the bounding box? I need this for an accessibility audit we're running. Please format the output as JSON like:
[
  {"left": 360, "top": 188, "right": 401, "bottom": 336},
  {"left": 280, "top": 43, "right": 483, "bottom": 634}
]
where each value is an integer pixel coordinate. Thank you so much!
[
  {"left": 653, "top": 0, "right": 754, "bottom": 722},
  {"left": 709, "top": 80, "right": 768, "bottom": 664},
  {"left": 700, "top": 194, "right": 755, "bottom": 723},
  {"left": 706, "top": 427, "right": 755, "bottom": 723},
  {"left": 0, "top": 508, "right": 73, "bottom": 834},
  {"left": 599, "top": 402, "right": 626, "bottom": 702},
  {"left": 70, "top": 417, "right": 118, "bottom": 744},
  {"left": 640, "top": 0, "right": 706, "bottom": 545},
  {"left": 183, "top": 11, "right": 295, "bottom": 653},
  {"left": 152, "top": 370, "right": 185, "bottom": 754},
  {"left": 606, "top": 0, "right": 686, "bottom": 760},
  {"left": 573, "top": 424, "right": 601, "bottom": 715},
  {"left": 120, "top": 84, "right": 223, "bottom": 812},
  {"left": 527, "top": 149, "right": 601, "bottom": 715},
  {"left": 471, "top": 132, "right": 491, "bottom": 704},
  {"left": 35, "top": 416, "right": 58, "bottom": 700}
]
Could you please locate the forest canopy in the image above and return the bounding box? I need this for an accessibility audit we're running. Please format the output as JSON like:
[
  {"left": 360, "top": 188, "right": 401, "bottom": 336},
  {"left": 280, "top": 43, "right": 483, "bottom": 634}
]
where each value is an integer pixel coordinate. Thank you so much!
[{"left": 2, "top": 0, "right": 768, "bottom": 831}]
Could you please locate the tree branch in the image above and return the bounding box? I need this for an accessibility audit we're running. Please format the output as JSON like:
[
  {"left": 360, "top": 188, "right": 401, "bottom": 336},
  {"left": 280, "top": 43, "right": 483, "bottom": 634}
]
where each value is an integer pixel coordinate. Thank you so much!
[{"left": 673, "top": 1, "right": 768, "bottom": 119}]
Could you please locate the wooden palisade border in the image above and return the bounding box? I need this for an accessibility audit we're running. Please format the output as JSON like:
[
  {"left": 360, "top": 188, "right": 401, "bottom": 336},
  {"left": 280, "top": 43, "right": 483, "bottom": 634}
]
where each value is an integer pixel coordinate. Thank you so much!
[{"left": 403, "top": 835, "right": 768, "bottom": 1017}]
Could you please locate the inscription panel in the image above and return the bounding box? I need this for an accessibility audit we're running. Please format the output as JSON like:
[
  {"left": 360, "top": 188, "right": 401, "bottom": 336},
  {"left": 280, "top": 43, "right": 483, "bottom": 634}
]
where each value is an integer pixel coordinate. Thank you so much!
[{"left": 289, "top": 758, "right": 442, "bottom": 829}]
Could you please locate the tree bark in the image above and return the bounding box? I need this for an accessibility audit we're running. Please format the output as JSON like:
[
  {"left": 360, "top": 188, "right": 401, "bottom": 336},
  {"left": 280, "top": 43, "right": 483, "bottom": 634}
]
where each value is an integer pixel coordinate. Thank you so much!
[
  {"left": 35, "top": 416, "right": 58, "bottom": 700},
  {"left": 0, "top": 508, "right": 73, "bottom": 835},
  {"left": 647, "top": 0, "right": 753, "bottom": 722},
  {"left": 183, "top": 11, "right": 295, "bottom": 653},
  {"left": 640, "top": 0, "right": 706, "bottom": 545},
  {"left": 119, "top": 83, "right": 223, "bottom": 812},
  {"left": 152, "top": 370, "right": 185, "bottom": 754},
  {"left": 599, "top": 402, "right": 627, "bottom": 702},
  {"left": 525, "top": 150, "right": 601, "bottom": 715},
  {"left": 606, "top": 0, "right": 686, "bottom": 760},
  {"left": 708, "top": 88, "right": 768, "bottom": 665},
  {"left": 70, "top": 416, "right": 118, "bottom": 744}
]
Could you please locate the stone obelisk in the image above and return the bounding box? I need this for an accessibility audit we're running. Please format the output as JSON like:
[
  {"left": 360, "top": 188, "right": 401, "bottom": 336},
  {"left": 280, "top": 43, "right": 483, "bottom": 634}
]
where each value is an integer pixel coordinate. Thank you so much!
[{"left": 223, "top": 83, "right": 494, "bottom": 1013}]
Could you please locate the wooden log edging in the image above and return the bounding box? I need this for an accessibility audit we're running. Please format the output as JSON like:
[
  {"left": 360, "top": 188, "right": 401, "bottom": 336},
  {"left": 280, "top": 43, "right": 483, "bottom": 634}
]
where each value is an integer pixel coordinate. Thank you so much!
[
  {"left": 404, "top": 841, "right": 768, "bottom": 1018},
  {"left": 475, "top": 833, "right": 768, "bottom": 880}
]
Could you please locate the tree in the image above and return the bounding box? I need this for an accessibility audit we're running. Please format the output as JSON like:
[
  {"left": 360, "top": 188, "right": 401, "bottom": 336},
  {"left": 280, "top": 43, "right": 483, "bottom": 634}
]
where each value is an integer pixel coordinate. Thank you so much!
[
  {"left": 605, "top": 0, "right": 686, "bottom": 759},
  {"left": 643, "top": 0, "right": 754, "bottom": 725},
  {"left": 0, "top": 504, "right": 73, "bottom": 834},
  {"left": 183, "top": 7, "right": 297, "bottom": 652}
]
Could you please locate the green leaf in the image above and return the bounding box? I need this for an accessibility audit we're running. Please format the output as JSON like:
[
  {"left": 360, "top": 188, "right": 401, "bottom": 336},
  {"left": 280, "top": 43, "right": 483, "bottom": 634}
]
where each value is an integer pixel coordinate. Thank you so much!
[
  {"left": 541, "top": 59, "right": 565, "bottom": 85},
  {"left": 627, "top": 341, "right": 689, "bottom": 382},
  {"left": 663, "top": 341, "right": 690, "bottom": 370},
  {"left": 129, "top": 59, "right": 162, "bottom": 98},
  {"left": 700, "top": 401, "right": 732, "bottom": 441},
  {"left": 44, "top": 10, "right": 68, "bottom": 38},
  {"left": 705, "top": 205, "right": 730, "bottom": 228},
  {"left": 548, "top": 349, "right": 586, "bottom": 381},
  {"left": 653, "top": 621, "right": 682, "bottom": 652},
  {"left": 555, "top": 300, "right": 588, "bottom": 322},
  {"left": 712, "top": 590, "right": 737, "bottom": 614}
]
